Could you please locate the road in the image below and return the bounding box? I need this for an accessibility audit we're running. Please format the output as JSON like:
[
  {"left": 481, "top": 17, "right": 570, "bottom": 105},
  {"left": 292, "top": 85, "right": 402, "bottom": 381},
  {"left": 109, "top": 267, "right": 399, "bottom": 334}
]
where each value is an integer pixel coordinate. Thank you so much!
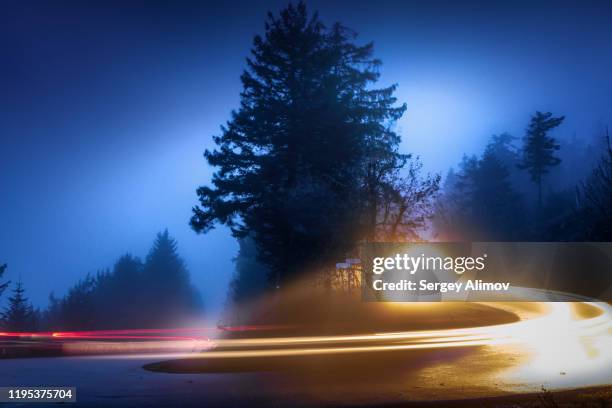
[{"left": 0, "top": 302, "right": 611, "bottom": 407}]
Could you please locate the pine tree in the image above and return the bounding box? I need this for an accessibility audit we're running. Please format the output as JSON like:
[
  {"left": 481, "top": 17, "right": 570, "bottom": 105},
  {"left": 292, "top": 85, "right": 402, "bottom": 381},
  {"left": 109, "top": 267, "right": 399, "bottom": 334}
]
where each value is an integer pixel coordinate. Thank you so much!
[
  {"left": 435, "top": 139, "right": 525, "bottom": 240},
  {"left": 580, "top": 128, "right": 612, "bottom": 240},
  {"left": 2, "top": 280, "right": 36, "bottom": 332},
  {"left": 0, "top": 263, "right": 8, "bottom": 299},
  {"left": 191, "top": 2, "right": 407, "bottom": 285},
  {"left": 58, "top": 275, "right": 96, "bottom": 330},
  {"left": 43, "top": 292, "right": 63, "bottom": 330},
  {"left": 449, "top": 155, "right": 480, "bottom": 237},
  {"left": 432, "top": 168, "right": 462, "bottom": 241},
  {"left": 141, "top": 230, "right": 203, "bottom": 327},
  {"left": 144, "top": 230, "right": 190, "bottom": 286},
  {"left": 92, "top": 255, "right": 143, "bottom": 329},
  {"left": 518, "top": 111, "right": 565, "bottom": 207},
  {"left": 469, "top": 147, "right": 524, "bottom": 240},
  {"left": 487, "top": 133, "right": 520, "bottom": 170}
]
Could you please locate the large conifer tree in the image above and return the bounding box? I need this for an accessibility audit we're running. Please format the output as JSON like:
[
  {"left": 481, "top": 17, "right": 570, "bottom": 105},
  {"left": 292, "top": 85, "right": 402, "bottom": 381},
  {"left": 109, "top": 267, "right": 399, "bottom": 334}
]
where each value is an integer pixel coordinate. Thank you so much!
[
  {"left": 518, "top": 111, "right": 565, "bottom": 206},
  {"left": 191, "top": 2, "right": 406, "bottom": 284}
]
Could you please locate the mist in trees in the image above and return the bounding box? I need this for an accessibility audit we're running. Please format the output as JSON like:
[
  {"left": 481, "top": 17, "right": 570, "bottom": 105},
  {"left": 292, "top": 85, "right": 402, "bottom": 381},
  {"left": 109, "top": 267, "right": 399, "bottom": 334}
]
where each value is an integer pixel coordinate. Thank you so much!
[
  {"left": 138, "top": 230, "right": 203, "bottom": 328},
  {"left": 434, "top": 136, "right": 526, "bottom": 241},
  {"left": 518, "top": 111, "right": 565, "bottom": 208},
  {"left": 192, "top": 2, "right": 438, "bottom": 289},
  {"left": 577, "top": 130, "right": 612, "bottom": 240},
  {"left": 3, "top": 4, "right": 604, "bottom": 332},
  {"left": 434, "top": 111, "right": 610, "bottom": 241},
  {"left": 191, "top": 3, "right": 610, "bottom": 313},
  {"left": 375, "top": 159, "right": 440, "bottom": 241},
  {"left": 42, "top": 230, "right": 204, "bottom": 331}
]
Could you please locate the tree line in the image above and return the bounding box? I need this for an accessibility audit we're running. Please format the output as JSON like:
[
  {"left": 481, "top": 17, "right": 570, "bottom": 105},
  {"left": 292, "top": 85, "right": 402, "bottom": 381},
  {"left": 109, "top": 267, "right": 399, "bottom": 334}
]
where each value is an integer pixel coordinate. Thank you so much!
[
  {"left": 0, "top": 230, "right": 203, "bottom": 332},
  {"left": 4, "top": 2, "right": 611, "bottom": 330},
  {"left": 191, "top": 2, "right": 612, "bottom": 309},
  {"left": 434, "top": 116, "right": 612, "bottom": 241}
]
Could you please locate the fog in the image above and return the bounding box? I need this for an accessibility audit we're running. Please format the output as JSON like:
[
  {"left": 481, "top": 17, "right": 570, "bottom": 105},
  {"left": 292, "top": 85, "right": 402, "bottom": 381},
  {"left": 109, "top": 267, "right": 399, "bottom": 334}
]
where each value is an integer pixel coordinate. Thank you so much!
[{"left": 1, "top": 0, "right": 610, "bottom": 310}]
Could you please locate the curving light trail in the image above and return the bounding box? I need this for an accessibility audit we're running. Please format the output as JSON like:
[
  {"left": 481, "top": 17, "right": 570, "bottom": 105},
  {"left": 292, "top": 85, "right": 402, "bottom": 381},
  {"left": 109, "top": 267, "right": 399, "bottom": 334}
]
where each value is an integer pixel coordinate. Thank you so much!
[
  {"left": 149, "top": 302, "right": 611, "bottom": 360},
  {"left": 2, "top": 302, "right": 611, "bottom": 391}
]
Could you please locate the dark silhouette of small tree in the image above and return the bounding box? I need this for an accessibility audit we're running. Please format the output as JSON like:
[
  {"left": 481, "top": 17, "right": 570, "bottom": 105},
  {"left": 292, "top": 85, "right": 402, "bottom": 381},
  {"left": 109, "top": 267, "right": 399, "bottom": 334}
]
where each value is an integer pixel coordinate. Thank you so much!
[
  {"left": 109, "top": 255, "right": 142, "bottom": 327},
  {"left": 91, "top": 254, "right": 143, "bottom": 329},
  {"left": 469, "top": 148, "right": 525, "bottom": 240},
  {"left": 376, "top": 159, "right": 440, "bottom": 241},
  {"left": 0, "top": 263, "right": 9, "bottom": 300},
  {"left": 43, "top": 292, "right": 63, "bottom": 330},
  {"left": 141, "top": 230, "right": 203, "bottom": 327},
  {"left": 518, "top": 111, "right": 565, "bottom": 207},
  {"left": 580, "top": 128, "right": 612, "bottom": 240},
  {"left": 435, "top": 135, "right": 526, "bottom": 241},
  {"left": 2, "top": 280, "right": 36, "bottom": 332},
  {"left": 487, "top": 132, "right": 519, "bottom": 167},
  {"left": 58, "top": 275, "right": 96, "bottom": 330}
]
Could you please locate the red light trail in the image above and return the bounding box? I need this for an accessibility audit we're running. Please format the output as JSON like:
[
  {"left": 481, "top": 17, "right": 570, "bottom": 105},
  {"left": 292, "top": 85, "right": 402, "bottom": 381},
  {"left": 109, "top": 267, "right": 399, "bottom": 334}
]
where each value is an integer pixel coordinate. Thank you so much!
[{"left": 0, "top": 324, "right": 289, "bottom": 341}]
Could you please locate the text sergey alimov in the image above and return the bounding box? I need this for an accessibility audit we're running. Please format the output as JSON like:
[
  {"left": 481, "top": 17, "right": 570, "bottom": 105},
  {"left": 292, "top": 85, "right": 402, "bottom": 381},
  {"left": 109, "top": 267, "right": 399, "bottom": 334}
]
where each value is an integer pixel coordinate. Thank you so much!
[
  {"left": 372, "top": 279, "right": 510, "bottom": 293},
  {"left": 370, "top": 253, "right": 510, "bottom": 294},
  {"left": 361, "top": 242, "right": 612, "bottom": 302}
]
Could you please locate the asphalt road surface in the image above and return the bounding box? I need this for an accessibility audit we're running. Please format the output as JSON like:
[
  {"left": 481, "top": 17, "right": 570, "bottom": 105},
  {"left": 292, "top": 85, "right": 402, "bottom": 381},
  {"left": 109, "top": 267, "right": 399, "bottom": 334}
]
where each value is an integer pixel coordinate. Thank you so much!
[{"left": 0, "top": 302, "right": 611, "bottom": 407}]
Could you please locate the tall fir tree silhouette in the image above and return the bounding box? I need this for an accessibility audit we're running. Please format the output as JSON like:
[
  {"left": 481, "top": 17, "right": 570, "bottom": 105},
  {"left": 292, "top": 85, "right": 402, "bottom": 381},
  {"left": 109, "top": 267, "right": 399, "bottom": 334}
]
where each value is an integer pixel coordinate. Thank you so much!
[
  {"left": 56, "top": 275, "right": 96, "bottom": 330},
  {"left": 92, "top": 254, "right": 143, "bottom": 329},
  {"left": 468, "top": 147, "right": 524, "bottom": 240},
  {"left": 518, "top": 111, "right": 565, "bottom": 207},
  {"left": 191, "top": 2, "right": 408, "bottom": 285},
  {"left": 141, "top": 230, "right": 203, "bottom": 327},
  {"left": 2, "top": 280, "right": 36, "bottom": 332}
]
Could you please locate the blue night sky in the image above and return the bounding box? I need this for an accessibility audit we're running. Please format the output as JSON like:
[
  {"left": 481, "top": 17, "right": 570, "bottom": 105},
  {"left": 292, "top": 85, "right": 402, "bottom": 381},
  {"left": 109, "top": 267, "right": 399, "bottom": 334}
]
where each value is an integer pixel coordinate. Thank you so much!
[{"left": 1, "top": 0, "right": 611, "bottom": 310}]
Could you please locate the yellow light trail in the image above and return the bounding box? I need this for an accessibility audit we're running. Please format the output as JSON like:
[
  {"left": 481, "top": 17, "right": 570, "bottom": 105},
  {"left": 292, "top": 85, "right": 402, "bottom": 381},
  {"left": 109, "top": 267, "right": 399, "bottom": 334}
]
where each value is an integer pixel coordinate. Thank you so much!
[{"left": 88, "top": 301, "right": 612, "bottom": 392}]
